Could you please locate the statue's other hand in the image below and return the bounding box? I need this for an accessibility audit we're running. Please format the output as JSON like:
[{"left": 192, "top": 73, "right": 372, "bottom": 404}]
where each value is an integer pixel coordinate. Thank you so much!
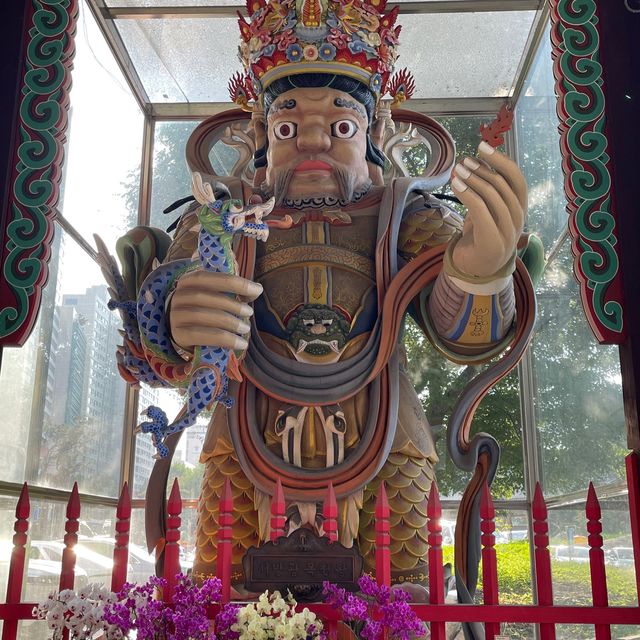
[
  {"left": 168, "top": 270, "right": 262, "bottom": 352},
  {"left": 450, "top": 142, "right": 527, "bottom": 278}
]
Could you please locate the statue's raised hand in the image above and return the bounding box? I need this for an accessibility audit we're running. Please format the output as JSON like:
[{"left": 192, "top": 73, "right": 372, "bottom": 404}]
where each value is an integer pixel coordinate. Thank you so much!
[{"left": 450, "top": 141, "right": 527, "bottom": 279}]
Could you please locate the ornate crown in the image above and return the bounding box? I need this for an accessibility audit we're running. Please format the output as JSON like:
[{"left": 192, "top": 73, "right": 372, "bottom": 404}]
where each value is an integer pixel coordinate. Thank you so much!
[{"left": 230, "top": 0, "right": 415, "bottom": 110}]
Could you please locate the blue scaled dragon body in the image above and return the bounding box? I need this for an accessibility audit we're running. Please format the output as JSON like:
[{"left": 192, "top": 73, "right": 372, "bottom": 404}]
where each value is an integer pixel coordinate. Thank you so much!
[{"left": 97, "top": 173, "right": 275, "bottom": 458}]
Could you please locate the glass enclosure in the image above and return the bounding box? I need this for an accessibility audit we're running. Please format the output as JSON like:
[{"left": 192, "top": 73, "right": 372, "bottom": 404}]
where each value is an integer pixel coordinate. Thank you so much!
[{"left": 0, "top": 3, "right": 634, "bottom": 638}]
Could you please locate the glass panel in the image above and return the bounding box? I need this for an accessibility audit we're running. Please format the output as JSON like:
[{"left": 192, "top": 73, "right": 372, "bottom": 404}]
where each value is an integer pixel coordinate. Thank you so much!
[
  {"left": 114, "top": 12, "right": 535, "bottom": 102},
  {"left": 106, "top": 0, "right": 463, "bottom": 5},
  {"left": 133, "top": 383, "right": 207, "bottom": 501},
  {"left": 548, "top": 495, "right": 637, "bottom": 608},
  {"left": 107, "top": 0, "right": 247, "bottom": 5},
  {"left": 533, "top": 243, "right": 626, "bottom": 496},
  {"left": 405, "top": 328, "right": 524, "bottom": 501},
  {"left": 515, "top": 26, "right": 567, "bottom": 250},
  {"left": 0, "top": 230, "right": 126, "bottom": 497},
  {"left": 0, "top": 496, "right": 117, "bottom": 599},
  {"left": 61, "top": 3, "right": 143, "bottom": 244},
  {"left": 130, "top": 506, "right": 196, "bottom": 575},
  {"left": 403, "top": 114, "right": 524, "bottom": 501},
  {"left": 149, "top": 120, "right": 199, "bottom": 231}
]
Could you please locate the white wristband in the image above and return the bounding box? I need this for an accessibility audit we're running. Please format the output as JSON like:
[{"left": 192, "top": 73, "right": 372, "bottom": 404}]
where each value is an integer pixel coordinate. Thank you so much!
[{"left": 448, "top": 274, "right": 512, "bottom": 296}]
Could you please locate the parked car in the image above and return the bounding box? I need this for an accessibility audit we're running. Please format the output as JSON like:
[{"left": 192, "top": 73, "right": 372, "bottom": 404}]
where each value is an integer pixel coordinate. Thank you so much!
[
  {"left": 495, "top": 528, "right": 529, "bottom": 544},
  {"left": 0, "top": 540, "right": 89, "bottom": 604},
  {"left": 77, "top": 536, "right": 157, "bottom": 584},
  {"left": 78, "top": 535, "right": 193, "bottom": 582},
  {"left": 553, "top": 545, "right": 590, "bottom": 563},
  {"left": 30, "top": 540, "right": 113, "bottom": 586}
]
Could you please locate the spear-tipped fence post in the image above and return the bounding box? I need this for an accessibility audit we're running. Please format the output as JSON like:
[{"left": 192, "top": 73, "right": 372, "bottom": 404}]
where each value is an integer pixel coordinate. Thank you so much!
[
  {"left": 480, "top": 481, "right": 499, "bottom": 640},
  {"left": 586, "top": 483, "right": 611, "bottom": 640},
  {"left": 218, "top": 477, "right": 234, "bottom": 603},
  {"left": 323, "top": 482, "right": 338, "bottom": 543},
  {"left": 2, "top": 483, "right": 30, "bottom": 640},
  {"left": 625, "top": 452, "right": 640, "bottom": 601},
  {"left": 428, "top": 482, "right": 445, "bottom": 640},
  {"left": 112, "top": 482, "right": 131, "bottom": 593},
  {"left": 270, "top": 477, "right": 285, "bottom": 542},
  {"left": 375, "top": 482, "right": 391, "bottom": 588},
  {"left": 164, "top": 478, "right": 182, "bottom": 603},
  {"left": 532, "top": 483, "right": 555, "bottom": 640},
  {"left": 60, "top": 483, "right": 81, "bottom": 640}
]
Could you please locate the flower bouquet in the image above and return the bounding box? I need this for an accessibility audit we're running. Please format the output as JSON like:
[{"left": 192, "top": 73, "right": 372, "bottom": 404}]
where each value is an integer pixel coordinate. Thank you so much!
[
  {"left": 35, "top": 574, "right": 222, "bottom": 640},
  {"left": 323, "top": 576, "right": 428, "bottom": 640},
  {"left": 33, "top": 583, "right": 122, "bottom": 640},
  {"left": 215, "top": 590, "right": 325, "bottom": 640}
]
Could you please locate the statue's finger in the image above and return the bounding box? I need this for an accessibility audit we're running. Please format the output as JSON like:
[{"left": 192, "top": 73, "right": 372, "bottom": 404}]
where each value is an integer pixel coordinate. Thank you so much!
[
  {"left": 176, "top": 270, "right": 263, "bottom": 301},
  {"left": 171, "top": 290, "right": 254, "bottom": 319},
  {"left": 170, "top": 307, "right": 251, "bottom": 336},
  {"left": 170, "top": 326, "right": 248, "bottom": 352},
  {"left": 451, "top": 176, "right": 501, "bottom": 249},
  {"left": 462, "top": 157, "right": 524, "bottom": 235},
  {"left": 454, "top": 163, "right": 515, "bottom": 245},
  {"left": 477, "top": 142, "right": 528, "bottom": 212}
]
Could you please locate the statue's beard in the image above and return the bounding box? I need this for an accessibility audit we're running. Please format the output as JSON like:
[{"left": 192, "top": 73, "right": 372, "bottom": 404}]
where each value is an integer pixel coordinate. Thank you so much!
[{"left": 264, "top": 166, "right": 363, "bottom": 206}]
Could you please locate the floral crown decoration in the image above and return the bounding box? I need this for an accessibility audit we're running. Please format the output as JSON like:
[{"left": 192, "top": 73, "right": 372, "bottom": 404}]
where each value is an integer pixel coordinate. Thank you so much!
[{"left": 230, "top": 0, "right": 415, "bottom": 111}]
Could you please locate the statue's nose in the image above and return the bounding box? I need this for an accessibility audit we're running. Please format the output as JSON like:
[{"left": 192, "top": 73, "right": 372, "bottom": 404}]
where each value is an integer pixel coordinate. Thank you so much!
[
  {"left": 310, "top": 324, "right": 327, "bottom": 335},
  {"left": 297, "top": 125, "right": 331, "bottom": 153}
]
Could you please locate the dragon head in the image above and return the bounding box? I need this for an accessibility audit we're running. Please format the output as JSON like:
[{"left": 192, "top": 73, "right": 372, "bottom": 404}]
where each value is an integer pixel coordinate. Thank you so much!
[{"left": 192, "top": 171, "right": 277, "bottom": 243}]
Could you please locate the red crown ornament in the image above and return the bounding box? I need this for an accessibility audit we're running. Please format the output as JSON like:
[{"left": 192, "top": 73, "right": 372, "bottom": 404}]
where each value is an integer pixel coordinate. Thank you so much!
[{"left": 232, "top": 0, "right": 414, "bottom": 109}]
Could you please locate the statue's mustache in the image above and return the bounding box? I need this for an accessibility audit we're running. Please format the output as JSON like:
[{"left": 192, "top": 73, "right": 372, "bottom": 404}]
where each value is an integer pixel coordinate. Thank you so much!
[{"left": 265, "top": 163, "right": 359, "bottom": 205}]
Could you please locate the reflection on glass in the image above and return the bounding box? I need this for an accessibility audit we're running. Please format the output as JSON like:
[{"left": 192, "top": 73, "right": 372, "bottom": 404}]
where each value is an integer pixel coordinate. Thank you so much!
[
  {"left": 403, "top": 115, "right": 524, "bottom": 500},
  {"left": 62, "top": 4, "right": 143, "bottom": 245},
  {"left": 150, "top": 121, "right": 200, "bottom": 231},
  {"left": 115, "top": 12, "right": 535, "bottom": 102},
  {"left": 134, "top": 385, "right": 207, "bottom": 501},
  {"left": 533, "top": 243, "right": 626, "bottom": 496},
  {"left": 0, "top": 230, "right": 125, "bottom": 497},
  {"left": 548, "top": 495, "right": 637, "bottom": 616},
  {"left": 130, "top": 506, "right": 196, "bottom": 576},
  {"left": 515, "top": 27, "right": 567, "bottom": 250}
]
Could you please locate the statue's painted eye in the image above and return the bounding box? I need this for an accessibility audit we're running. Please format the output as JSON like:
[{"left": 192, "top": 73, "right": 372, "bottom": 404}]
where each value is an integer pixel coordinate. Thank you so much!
[
  {"left": 274, "top": 121, "right": 297, "bottom": 140},
  {"left": 331, "top": 120, "right": 358, "bottom": 139}
]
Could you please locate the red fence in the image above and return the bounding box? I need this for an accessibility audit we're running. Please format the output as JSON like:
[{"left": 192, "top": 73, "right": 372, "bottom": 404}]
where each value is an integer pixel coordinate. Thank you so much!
[{"left": 2, "top": 453, "right": 640, "bottom": 639}]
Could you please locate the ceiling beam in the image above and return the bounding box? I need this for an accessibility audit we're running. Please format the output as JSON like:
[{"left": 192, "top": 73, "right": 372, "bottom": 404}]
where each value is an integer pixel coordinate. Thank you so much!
[
  {"left": 149, "top": 97, "right": 508, "bottom": 119},
  {"left": 85, "top": 0, "right": 151, "bottom": 112},
  {"left": 104, "top": 1, "right": 543, "bottom": 20}
]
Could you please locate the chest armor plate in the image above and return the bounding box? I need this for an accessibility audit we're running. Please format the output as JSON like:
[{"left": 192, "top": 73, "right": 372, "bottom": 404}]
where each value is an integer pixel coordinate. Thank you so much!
[{"left": 254, "top": 201, "right": 380, "bottom": 333}]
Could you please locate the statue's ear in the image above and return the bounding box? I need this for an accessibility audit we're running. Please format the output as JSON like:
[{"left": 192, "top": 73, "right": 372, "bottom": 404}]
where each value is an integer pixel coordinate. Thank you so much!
[
  {"left": 369, "top": 101, "right": 394, "bottom": 186},
  {"left": 252, "top": 105, "right": 268, "bottom": 189}
]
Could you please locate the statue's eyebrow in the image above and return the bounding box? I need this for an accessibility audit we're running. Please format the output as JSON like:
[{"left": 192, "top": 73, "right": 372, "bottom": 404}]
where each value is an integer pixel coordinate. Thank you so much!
[
  {"left": 334, "top": 97, "right": 366, "bottom": 119},
  {"left": 270, "top": 98, "right": 297, "bottom": 114}
]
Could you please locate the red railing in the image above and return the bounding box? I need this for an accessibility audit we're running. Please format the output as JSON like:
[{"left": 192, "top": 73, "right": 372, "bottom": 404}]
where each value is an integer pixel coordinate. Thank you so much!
[{"left": 2, "top": 452, "right": 640, "bottom": 639}]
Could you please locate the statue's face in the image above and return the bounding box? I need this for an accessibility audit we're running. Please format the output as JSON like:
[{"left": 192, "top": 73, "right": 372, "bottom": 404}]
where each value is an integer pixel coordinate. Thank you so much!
[{"left": 264, "top": 87, "right": 371, "bottom": 203}]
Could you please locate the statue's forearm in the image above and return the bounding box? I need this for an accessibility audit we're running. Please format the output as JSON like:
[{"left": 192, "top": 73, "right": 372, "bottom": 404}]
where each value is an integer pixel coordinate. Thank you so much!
[{"left": 427, "top": 270, "right": 515, "bottom": 355}]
